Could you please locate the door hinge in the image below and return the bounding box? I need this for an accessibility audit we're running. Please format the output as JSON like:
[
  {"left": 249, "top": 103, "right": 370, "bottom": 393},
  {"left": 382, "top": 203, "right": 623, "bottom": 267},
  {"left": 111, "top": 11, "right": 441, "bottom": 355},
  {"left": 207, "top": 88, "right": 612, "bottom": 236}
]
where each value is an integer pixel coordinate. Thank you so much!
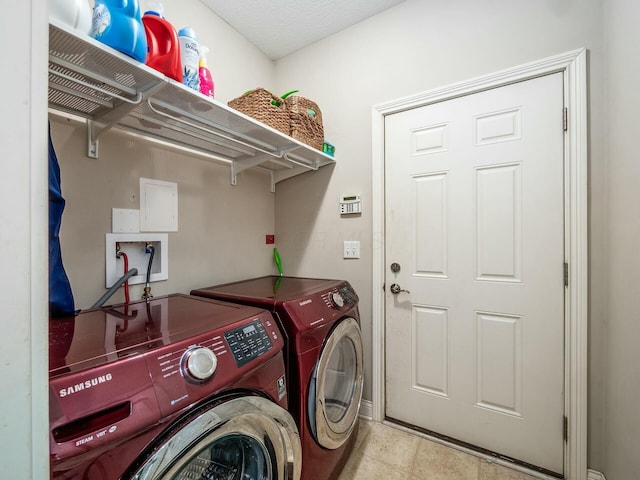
[
  {"left": 563, "top": 416, "right": 568, "bottom": 441},
  {"left": 563, "top": 107, "right": 568, "bottom": 132},
  {"left": 564, "top": 262, "right": 569, "bottom": 287}
]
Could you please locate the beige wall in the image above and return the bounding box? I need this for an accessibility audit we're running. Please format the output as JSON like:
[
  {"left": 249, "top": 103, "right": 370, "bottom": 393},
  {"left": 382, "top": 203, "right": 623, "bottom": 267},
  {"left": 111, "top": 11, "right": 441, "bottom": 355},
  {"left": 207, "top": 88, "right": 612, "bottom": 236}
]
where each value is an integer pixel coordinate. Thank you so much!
[
  {"left": 273, "top": 0, "right": 607, "bottom": 472},
  {"left": 51, "top": 120, "right": 277, "bottom": 308}
]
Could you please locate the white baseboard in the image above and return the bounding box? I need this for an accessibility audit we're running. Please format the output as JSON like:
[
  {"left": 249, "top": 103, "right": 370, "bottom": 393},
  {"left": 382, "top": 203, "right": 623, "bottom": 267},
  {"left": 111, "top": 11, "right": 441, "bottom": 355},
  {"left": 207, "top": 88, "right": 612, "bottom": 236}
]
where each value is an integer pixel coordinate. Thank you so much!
[
  {"left": 359, "top": 399, "right": 373, "bottom": 420},
  {"left": 587, "top": 469, "right": 606, "bottom": 480}
]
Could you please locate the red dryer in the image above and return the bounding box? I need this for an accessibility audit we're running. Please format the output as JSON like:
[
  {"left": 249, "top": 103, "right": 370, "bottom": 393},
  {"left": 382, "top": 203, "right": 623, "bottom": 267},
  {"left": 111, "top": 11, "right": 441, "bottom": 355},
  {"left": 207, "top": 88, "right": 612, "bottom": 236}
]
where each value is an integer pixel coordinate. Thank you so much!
[
  {"left": 191, "top": 276, "right": 364, "bottom": 480},
  {"left": 49, "top": 294, "right": 302, "bottom": 479}
]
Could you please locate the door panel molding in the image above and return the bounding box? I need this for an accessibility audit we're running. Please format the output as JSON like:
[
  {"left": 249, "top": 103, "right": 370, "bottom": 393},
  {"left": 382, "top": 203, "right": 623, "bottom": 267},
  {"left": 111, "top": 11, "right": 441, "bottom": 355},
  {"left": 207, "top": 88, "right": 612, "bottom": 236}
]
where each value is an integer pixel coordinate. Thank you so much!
[{"left": 372, "top": 49, "right": 587, "bottom": 480}]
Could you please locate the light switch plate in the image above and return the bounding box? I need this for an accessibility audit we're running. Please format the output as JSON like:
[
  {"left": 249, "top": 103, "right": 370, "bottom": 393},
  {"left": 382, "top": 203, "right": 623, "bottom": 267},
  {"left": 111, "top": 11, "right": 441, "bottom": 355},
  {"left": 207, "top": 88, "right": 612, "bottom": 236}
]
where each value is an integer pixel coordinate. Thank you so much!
[{"left": 343, "top": 240, "right": 360, "bottom": 259}]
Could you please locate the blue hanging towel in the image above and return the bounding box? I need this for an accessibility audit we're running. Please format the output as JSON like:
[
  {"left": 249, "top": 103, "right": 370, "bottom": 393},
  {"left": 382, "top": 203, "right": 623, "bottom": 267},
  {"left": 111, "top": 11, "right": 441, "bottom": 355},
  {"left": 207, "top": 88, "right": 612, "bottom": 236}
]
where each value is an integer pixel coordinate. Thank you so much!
[{"left": 49, "top": 123, "right": 75, "bottom": 317}]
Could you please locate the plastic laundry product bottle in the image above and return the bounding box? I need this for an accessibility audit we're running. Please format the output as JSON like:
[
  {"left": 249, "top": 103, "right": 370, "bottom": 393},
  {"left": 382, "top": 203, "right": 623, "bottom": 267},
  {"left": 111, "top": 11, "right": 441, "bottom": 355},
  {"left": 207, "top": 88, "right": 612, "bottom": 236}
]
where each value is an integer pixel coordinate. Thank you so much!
[
  {"left": 142, "top": 3, "right": 182, "bottom": 82},
  {"left": 49, "top": 0, "right": 93, "bottom": 34},
  {"left": 178, "top": 27, "right": 200, "bottom": 91},
  {"left": 90, "top": 0, "right": 148, "bottom": 63},
  {"left": 143, "top": 0, "right": 164, "bottom": 15},
  {"left": 198, "top": 46, "right": 214, "bottom": 98}
]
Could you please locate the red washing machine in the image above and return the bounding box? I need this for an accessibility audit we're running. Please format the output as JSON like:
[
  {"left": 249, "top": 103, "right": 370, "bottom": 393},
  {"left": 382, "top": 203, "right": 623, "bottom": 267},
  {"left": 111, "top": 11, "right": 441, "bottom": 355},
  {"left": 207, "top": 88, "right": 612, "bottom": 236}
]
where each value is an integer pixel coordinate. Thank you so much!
[
  {"left": 49, "top": 294, "right": 302, "bottom": 480},
  {"left": 191, "top": 276, "right": 364, "bottom": 480}
]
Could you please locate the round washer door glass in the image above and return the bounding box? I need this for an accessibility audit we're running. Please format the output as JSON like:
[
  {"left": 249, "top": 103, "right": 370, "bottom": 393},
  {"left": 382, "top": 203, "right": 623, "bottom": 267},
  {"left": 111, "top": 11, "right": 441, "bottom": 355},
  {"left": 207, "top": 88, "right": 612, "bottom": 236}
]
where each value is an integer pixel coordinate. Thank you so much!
[
  {"left": 172, "top": 433, "right": 269, "bottom": 479},
  {"left": 311, "top": 317, "right": 364, "bottom": 449},
  {"left": 131, "top": 396, "right": 301, "bottom": 480}
]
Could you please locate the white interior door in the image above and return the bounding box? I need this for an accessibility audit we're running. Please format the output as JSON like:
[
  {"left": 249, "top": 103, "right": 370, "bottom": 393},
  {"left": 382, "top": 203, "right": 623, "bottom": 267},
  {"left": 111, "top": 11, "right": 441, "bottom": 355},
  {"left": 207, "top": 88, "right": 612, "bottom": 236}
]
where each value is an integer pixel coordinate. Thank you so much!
[{"left": 384, "top": 73, "right": 565, "bottom": 474}]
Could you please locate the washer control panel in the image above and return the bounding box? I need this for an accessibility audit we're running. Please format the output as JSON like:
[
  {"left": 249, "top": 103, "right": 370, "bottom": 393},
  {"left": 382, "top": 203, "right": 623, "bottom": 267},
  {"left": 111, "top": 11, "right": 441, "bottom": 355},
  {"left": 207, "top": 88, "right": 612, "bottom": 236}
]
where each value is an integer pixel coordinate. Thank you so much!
[{"left": 225, "top": 318, "right": 273, "bottom": 367}]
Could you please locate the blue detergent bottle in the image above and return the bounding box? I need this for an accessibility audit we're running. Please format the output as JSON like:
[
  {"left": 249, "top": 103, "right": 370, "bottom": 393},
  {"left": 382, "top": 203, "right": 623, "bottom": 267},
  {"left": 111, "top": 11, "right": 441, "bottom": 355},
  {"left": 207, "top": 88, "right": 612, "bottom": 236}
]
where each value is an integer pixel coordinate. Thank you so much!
[{"left": 90, "top": 0, "right": 148, "bottom": 63}]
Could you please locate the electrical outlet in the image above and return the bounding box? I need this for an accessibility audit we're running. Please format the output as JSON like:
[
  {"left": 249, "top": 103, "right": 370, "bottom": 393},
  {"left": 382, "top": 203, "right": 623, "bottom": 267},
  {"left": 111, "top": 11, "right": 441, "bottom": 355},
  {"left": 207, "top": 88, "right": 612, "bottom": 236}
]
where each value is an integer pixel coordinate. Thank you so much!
[
  {"left": 105, "top": 233, "right": 168, "bottom": 287},
  {"left": 343, "top": 241, "right": 360, "bottom": 259}
]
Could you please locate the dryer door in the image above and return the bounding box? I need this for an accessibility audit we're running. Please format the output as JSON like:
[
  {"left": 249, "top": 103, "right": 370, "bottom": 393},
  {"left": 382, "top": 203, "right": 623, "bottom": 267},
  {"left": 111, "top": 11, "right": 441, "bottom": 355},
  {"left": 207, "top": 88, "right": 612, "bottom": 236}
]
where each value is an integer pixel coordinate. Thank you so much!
[
  {"left": 309, "top": 317, "right": 364, "bottom": 449},
  {"left": 130, "top": 396, "right": 301, "bottom": 480}
]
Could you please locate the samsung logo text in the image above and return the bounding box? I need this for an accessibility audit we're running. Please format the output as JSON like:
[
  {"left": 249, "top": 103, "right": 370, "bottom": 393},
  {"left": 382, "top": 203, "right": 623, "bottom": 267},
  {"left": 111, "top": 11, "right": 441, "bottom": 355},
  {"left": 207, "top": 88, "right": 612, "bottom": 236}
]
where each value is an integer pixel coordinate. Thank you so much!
[{"left": 59, "top": 373, "right": 113, "bottom": 397}]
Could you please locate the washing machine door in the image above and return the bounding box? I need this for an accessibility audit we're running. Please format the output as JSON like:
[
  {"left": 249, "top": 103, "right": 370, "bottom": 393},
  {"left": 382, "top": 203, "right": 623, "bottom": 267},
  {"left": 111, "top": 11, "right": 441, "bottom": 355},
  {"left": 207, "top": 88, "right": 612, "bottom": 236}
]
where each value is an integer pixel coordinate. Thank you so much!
[
  {"left": 309, "top": 317, "right": 364, "bottom": 449},
  {"left": 129, "top": 396, "right": 301, "bottom": 480}
]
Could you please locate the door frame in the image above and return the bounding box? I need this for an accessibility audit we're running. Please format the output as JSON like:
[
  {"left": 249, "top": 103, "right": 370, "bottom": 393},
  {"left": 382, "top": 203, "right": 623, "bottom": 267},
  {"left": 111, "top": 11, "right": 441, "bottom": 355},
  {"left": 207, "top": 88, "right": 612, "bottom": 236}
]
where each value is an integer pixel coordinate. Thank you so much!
[{"left": 371, "top": 49, "right": 587, "bottom": 479}]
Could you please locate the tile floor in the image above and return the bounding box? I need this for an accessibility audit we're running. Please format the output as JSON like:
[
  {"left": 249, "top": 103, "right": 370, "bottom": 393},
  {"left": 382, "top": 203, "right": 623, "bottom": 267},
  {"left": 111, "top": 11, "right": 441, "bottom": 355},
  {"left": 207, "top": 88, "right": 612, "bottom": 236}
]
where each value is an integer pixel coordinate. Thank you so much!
[{"left": 337, "top": 420, "right": 542, "bottom": 480}]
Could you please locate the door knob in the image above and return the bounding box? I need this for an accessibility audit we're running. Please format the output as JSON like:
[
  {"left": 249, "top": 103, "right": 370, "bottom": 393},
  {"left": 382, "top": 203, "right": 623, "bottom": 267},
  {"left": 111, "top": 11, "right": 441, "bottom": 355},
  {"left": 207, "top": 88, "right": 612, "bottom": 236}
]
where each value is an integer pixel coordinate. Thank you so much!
[{"left": 390, "top": 284, "right": 410, "bottom": 295}]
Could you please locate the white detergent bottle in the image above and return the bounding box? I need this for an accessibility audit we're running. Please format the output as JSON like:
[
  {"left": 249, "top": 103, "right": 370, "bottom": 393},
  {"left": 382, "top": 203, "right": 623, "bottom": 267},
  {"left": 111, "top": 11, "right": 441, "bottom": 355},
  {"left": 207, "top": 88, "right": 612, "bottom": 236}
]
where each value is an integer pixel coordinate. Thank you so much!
[
  {"left": 178, "top": 27, "right": 200, "bottom": 91},
  {"left": 50, "top": 0, "right": 93, "bottom": 34}
]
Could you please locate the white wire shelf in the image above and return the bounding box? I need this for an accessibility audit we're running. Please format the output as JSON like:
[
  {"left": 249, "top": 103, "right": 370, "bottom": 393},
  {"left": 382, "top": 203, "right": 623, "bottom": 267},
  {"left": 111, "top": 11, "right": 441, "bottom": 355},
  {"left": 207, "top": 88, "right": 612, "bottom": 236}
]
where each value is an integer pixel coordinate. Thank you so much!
[{"left": 48, "top": 20, "right": 335, "bottom": 191}]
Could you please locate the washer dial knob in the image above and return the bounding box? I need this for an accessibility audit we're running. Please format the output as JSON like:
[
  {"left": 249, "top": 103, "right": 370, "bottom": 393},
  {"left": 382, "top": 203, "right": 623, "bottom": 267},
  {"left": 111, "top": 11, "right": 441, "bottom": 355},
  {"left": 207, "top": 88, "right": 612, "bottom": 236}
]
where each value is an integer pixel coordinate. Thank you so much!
[
  {"left": 330, "top": 292, "right": 345, "bottom": 309},
  {"left": 182, "top": 346, "right": 217, "bottom": 382}
]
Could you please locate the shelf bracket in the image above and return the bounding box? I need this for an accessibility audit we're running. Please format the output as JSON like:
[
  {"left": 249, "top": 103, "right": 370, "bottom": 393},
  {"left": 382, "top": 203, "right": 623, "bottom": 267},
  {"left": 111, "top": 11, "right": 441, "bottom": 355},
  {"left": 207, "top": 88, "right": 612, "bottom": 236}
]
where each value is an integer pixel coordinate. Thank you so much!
[
  {"left": 231, "top": 153, "right": 275, "bottom": 186},
  {"left": 230, "top": 144, "right": 303, "bottom": 187},
  {"left": 270, "top": 154, "right": 320, "bottom": 192},
  {"left": 87, "top": 120, "right": 100, "bottom": 158},
  {"left": 86, "top": 80, "right": 168, "bottom": 159},
  {"left": 270, "top": 165, "right": 314, "bottom": 193}
]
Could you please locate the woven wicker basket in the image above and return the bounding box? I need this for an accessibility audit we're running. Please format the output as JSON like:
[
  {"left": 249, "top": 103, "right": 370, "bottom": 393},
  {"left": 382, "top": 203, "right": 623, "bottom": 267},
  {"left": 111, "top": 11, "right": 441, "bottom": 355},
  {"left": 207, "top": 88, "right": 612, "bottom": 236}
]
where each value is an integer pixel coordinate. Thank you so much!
[
  {"left": 227, "top": 88, "right": 290, "bottom": 135},
  {"left": 286, "top": 95, "right": 324, "bottom": 150}
]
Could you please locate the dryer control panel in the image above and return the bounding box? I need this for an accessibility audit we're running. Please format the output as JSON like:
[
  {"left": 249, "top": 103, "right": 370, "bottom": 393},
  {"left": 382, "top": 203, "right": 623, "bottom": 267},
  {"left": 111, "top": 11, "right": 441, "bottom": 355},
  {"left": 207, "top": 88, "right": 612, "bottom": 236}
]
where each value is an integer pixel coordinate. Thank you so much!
[{"left": 325, "top": 284, "right": 358, "bottom": 310}]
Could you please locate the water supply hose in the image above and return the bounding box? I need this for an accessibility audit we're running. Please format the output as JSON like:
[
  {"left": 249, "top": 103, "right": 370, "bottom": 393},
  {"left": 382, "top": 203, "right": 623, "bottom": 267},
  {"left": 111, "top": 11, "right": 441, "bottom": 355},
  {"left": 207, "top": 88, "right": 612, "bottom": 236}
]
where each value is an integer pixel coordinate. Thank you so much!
[
  {"left": 143, "top": 244, "right": 155, "bottom": 300},
  {"left": 118, "top": 251, "right": 130, "bottom": 305}
]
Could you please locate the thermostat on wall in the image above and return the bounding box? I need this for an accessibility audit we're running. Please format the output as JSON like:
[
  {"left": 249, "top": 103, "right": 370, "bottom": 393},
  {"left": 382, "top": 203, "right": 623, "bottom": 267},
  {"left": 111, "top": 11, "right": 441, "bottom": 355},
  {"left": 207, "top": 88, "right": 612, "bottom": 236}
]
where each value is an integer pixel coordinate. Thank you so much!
[{"left": 340, "top": 194, "right": 362, "bottom": 215}]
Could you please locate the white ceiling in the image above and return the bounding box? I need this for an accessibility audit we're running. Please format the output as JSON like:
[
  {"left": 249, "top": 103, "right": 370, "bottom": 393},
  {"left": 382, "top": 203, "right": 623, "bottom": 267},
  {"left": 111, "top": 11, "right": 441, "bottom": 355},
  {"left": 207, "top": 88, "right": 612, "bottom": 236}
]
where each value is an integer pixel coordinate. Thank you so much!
[{"left": 200, "top": 0, "right": 406, "bottom": 60}]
